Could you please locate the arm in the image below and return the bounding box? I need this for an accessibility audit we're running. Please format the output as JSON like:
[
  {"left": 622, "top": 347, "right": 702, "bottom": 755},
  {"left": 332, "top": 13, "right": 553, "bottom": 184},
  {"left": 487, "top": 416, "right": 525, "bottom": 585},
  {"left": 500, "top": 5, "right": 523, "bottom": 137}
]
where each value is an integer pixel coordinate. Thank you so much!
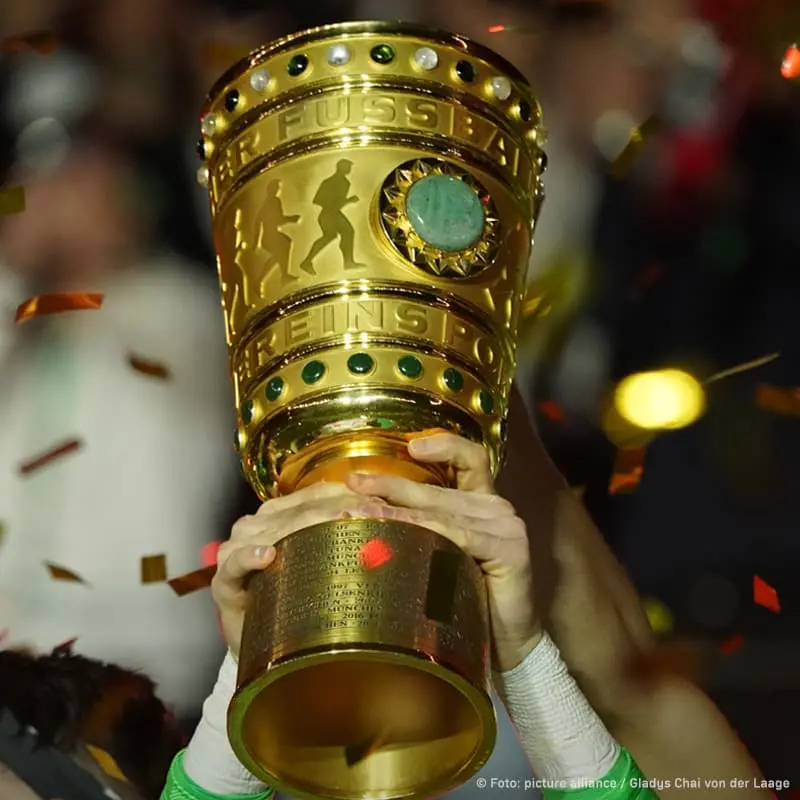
[{"left": 497, "top": 386, "right": 768, "bottom": 799}]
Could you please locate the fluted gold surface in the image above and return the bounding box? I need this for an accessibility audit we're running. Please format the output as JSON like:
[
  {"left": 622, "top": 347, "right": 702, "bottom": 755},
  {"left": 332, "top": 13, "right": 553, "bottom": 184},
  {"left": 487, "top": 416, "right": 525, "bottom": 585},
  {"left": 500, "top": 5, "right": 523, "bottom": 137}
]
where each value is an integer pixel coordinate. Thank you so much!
[{"left": 201, "top": 20, "right": 545, "bottom": 800}]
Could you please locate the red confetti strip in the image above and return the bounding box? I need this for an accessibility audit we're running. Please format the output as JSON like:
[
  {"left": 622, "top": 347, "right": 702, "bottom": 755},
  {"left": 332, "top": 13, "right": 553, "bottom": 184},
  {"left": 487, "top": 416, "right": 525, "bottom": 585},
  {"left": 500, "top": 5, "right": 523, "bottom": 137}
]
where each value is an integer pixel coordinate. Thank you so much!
[
  {"left": 53, "top": 637, "right": 78, "bottom": 655},
  {"left": 168, "top": 565, "right": 216, "bottom": 597},
  {"left": 756, "top": 384, "right": 800, "bottom": 417},
  {"left": 141, "top": 554, "right": 168, "bottom": 584},
  {"left": 128, "top": 354, "right": 172, "bottom": 380},
  {"left": 15, "top": 292, "right": 104, "bottom": 324},
  {"left": 201, "top": 540, "right": 222, "bottom": 568},
  {"left": 781, "top": 43, "right": 800, "bottom": 80},
  {"left": 19, "top": 438, "right": 83, "bottom": 475},
  {"left": 487, "top": 25, "right": 507, "bottom": 33},
  {"left": 0, "top": 186, "right": 25, "bottom": 215},
  {"left": 45, "top": 562, "right": 87, "bottom": 584},
  {"left": 538, "top": 400, "right": 565, "bottom": 424},
  {"left": 360, "top": 538, "right": 393, "bottom": 570},
  {"left": 609, "top": 447, "right": 646, "bottom": 495},
  {"left": 753, "top": 575, "right": 780, "bottom": 613},
  {"left": 719, "top": 634, "right": 745, "bottom": 655},
  {"left": 1, "top": 33, "right": 59, "bottom": 55}
]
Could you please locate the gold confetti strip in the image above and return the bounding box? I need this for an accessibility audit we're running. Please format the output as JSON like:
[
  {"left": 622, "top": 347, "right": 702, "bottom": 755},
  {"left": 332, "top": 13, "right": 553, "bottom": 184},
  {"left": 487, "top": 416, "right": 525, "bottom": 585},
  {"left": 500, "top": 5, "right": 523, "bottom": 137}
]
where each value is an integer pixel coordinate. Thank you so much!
[
  {"left": 643, "top": 597, "right": 674, "bottom": 635},
  {"left": 167, "top": 565, "right": 216, "bottom": 597},
  {"left": 19, "top": 438, "right": 83, "bottom": 475},
  {"left": 140, "top": 554, "right": 168, "bottom": 584},
  {"left": 611, "top": 115, "right": 663, "bottom": 178},
  {"left": 705, "top": 353, "right": 780, "bottom": 385},
  {"left": 86, "top": 745, "right": 128, "bottom": 783},
  {"left": 0, "top": 186, "right": 25, "bottom": 215},
  {"left": 1, "top": 32, "right": 59, "bottom": 55},
  {"left": 45, "top": 562, "right": 87, "bottom": 584},
  {"left": 128, "top": 353, "right": 171, "bottom": 380},
  {"left": 15, "top": 292, "right": 104, "bottom": 324}
]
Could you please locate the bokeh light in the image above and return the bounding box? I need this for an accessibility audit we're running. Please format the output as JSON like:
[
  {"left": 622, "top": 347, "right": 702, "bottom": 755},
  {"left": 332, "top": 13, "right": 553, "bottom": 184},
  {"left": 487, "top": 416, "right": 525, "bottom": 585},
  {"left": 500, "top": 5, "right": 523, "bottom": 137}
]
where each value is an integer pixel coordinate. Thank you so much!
[{"left": 613, "top": 369, "right": 706, "bottom": 430}]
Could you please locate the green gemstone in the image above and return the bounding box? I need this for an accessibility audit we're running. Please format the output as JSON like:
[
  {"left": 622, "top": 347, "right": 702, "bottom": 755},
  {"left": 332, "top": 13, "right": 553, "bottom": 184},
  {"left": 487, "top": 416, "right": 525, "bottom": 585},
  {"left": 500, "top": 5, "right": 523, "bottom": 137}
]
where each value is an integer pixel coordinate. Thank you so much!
[
  {"left": 301, "top": 360, "right": 326, "bottom": 384},
  {"left": 398, "top": 355, "right": 423, "bottom": 379},
  {"left": 265, "top": 377, "right": 284, "bottom": 401},
  {"left": 405, "top": 175, "right": 485, "bottom": 252},
  {"left": 347, "top": 353, "right": 374, "bottom": 374},
  {"left": 443, "top": 368, "right": 464, "bottom": 392},
  {"left": 287, "top": 54, "right": 308, "bottom": 76},
  {"left": 478, "top": 390, "right": 494, "bottom": 414},
  {"left": 370, "top": 44, "right": 394, "bottom": 64},
  {"left": 241, "top": 400, "right": 254, "bottom": 423},
  {"left": 256, "top": 462, "right": 268, "bottom": 482}
]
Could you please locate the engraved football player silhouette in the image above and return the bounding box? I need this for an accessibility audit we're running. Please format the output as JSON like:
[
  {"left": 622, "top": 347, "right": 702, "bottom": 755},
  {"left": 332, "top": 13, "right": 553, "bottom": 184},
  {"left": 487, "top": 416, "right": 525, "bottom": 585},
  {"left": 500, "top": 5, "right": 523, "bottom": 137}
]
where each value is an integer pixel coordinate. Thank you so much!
[
  {"left": 299, "top": 160, "right": 365, "bottom": 275},
  {"left": 255, "top": 180, "right": 300, "bottom": 290}
]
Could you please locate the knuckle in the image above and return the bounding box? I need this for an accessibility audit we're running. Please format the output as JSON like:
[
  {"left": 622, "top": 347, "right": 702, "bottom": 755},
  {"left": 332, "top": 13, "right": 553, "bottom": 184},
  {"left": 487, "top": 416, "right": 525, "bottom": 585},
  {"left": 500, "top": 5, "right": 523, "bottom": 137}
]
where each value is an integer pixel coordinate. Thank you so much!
[{"left": 488, "top": 495, "right": 515, "bottom": 515}]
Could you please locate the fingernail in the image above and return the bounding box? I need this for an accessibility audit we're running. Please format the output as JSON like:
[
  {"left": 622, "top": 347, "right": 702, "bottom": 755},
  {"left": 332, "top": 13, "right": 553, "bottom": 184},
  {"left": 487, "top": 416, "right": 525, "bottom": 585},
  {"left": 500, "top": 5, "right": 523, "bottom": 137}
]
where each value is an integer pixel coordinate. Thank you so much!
[
  {"left": 253, "top": 546, "right": 274, "bottom": 560},
  {"left": 408, "top": 437, "right": 434, "bottom": 455},
  {"left": 349, "top": 472, "right": 370, "bottom": 483},
  {"left": 338, "top": 511, "right": 353, "bottom": 519}
]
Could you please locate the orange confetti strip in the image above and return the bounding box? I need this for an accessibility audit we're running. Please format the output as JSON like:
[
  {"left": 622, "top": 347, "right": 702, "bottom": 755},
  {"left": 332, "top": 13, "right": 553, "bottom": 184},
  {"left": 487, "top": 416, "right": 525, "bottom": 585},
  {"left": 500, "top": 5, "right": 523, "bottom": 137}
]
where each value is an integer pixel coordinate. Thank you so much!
[
  {"left": 15, "top": 292, "right": 104, "bottom": 323},
  {"left": 86, "top": 744, "right": 128, "bottom": 782},
  {"left": 0, "top": 186, "right": 25, "bottom": 215},
  {"left": 720, "top": 634, "right": 745, "bottom": 656},
  {"left": 19, "top": 438, "right": 82, "bottom": 475},
  {"left": 781, "top": 43, "right": 800, "bottom": 79},
  {"left": 538, "top": 400, "right": 565, "bottom": 423},
  {"left": 611, "top": 115, "right": 663, "bottom": 177},
  {"left": 127, "top": 353, "right": 171, "bottom": 380},
  {"left": 756, "top": 384, "right": 800, "bottom": 417},
  {"left": 167, "top": 565, "right": 216, "bottom": 597},
  {"left": 45, "top": 562, "right": 87, "bottom": 584},
  {"left": 1, "top": 32, "right": 59, "bottom": 55},
  {"left": 705, "top": 353, "right": 779, "bottom": 385},
  {"left": 202, "top": 42, "right": 250, "bottom": 68},
  {"left": 141, "top": 554, "right": 168, "bottom": 584},
  {"left": 609, "top": 447, "right": 646, "bottom": 495},
  {"left": 753, "top": 575, "right": 780, "bottom": 613}
]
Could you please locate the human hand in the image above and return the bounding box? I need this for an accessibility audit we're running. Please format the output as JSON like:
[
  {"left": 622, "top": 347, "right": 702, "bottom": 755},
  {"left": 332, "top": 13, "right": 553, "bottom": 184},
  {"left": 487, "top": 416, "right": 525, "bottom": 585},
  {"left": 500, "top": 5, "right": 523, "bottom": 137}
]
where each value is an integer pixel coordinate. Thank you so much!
[
  {"left": 346, "top": 434, "right": 542, "bottom": 673},
  {"left": 211, "top": 482, "right": 384, "bottom": 658}
]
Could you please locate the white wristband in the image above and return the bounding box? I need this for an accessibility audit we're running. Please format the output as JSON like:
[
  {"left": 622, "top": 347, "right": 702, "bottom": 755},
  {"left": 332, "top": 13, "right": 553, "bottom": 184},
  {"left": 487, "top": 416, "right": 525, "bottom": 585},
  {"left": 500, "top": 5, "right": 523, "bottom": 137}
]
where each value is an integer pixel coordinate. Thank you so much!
[
  {"left": 493, "top": 633, "right": 619, "bottom": 786},
  {"left": 183, "top": 652, "right": 267, "bottom": 796}
]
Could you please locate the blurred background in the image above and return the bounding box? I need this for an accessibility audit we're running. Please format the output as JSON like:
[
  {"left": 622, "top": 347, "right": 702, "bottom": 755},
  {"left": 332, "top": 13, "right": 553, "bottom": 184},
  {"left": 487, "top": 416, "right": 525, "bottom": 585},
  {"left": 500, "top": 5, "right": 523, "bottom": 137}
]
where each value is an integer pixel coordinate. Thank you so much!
[{"left": 0, "top": 0, "right": 798, "bottom": 795}]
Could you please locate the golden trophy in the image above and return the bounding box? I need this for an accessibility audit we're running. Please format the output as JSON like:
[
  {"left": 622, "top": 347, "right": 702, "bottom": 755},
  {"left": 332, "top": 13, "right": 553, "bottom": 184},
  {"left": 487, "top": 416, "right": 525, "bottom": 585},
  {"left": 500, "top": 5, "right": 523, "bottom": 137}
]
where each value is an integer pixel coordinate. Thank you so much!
[{"left": 197, "top": 21, "right": 546, "bottom": 800}]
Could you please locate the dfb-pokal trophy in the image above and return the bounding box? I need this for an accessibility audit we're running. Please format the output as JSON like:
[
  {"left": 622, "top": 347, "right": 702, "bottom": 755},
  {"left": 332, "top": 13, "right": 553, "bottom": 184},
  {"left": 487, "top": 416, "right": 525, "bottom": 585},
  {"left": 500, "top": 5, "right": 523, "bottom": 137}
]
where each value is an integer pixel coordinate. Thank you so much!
[{"left": 197, "top": 20, "right": 546, "bottom": 800}]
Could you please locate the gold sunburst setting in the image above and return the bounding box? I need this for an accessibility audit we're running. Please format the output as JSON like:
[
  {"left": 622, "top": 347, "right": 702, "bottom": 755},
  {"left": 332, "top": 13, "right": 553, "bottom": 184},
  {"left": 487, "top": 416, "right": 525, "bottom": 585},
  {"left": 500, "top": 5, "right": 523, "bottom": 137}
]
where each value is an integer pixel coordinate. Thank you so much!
[{"left": 379, "top": 159, "right": 501, "bottom": 278}]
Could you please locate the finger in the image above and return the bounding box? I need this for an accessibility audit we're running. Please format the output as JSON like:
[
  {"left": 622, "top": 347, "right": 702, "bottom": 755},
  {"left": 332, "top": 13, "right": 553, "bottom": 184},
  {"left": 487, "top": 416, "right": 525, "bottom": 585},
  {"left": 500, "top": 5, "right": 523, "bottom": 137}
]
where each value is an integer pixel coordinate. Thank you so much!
[
  {"left": 255, "top": 482, "right": 355, "bottom": 516},
  {"left": 212, "top": 544, "right": 276, "bottom": 604},
  {"left": 346, "top": 473, "right": 513, "bottom": 519},
  {"left": 407, "top": 434, "right": 494, "bottom": 493}
]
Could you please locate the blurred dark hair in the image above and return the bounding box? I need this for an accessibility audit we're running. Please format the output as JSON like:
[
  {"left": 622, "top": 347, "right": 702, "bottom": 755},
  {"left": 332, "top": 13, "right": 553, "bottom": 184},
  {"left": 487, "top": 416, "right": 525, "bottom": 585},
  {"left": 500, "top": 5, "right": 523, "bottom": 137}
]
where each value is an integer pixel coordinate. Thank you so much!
[{"left": 0, "top": 646, "right": 184, "bottom": 800}]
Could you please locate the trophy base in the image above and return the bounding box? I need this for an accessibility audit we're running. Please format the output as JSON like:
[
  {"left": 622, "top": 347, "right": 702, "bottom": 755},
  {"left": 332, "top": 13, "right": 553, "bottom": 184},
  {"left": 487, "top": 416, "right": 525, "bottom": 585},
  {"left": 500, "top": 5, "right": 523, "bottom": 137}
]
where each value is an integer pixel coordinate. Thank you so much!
[{"left": 228, "top": 519, "right": 496, "bottom": 800}]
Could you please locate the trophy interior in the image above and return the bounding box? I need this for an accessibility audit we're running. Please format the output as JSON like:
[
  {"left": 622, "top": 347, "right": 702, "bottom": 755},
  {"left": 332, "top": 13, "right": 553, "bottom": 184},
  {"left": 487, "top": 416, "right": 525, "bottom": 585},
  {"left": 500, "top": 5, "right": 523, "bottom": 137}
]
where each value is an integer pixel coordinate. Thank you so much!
[{"left": 235, "top": 651, "right": 490, "bottom": 800}]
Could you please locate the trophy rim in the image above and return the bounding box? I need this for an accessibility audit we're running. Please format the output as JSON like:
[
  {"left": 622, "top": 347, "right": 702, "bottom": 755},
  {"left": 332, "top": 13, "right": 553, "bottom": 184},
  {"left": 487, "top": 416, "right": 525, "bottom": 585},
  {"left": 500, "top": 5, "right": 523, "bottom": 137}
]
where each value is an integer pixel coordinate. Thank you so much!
[{"left": 204, "top": 19, "right": 534, "bottom": 111}]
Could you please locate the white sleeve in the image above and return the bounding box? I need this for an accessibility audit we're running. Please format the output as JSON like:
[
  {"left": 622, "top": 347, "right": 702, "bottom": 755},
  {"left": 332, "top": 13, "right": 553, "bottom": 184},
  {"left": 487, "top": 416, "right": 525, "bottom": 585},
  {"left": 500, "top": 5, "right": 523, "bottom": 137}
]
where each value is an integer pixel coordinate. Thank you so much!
[
  {"left": 492, "top": 633, "right": 620, "bottom": 786},
  {"left": 182, "top": 653, "right": 268, "bottom": 796}
]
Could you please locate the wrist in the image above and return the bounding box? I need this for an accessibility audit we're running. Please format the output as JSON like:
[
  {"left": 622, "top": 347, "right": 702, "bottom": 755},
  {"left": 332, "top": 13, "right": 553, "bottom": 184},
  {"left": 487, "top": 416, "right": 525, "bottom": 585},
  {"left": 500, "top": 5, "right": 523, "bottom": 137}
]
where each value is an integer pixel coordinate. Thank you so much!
[{"left": 494, "top": 627, "right": 544, "bottom": 673}]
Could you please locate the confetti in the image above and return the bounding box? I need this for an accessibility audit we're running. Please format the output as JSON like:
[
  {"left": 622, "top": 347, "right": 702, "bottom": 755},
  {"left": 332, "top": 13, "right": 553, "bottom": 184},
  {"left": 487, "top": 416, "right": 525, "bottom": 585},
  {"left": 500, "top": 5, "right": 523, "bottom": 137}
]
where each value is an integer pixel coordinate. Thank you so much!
[
  {"left": 643, "top": 598, "right": 674, "bottom": 635},
  {"left": 86, "top": 745, "right": 128, "bottom": 782},
  {"left": 609, "top": 447, "right": 646, "bottom": 495},
  {"left": 127, "top": 354, "right": 171, "bottom": 380},
  {"left": 0, "top": 186, "right": 25, "bottom": 214},
  {"left": 705, "top": 353, "right": 780, "bottom": 385},
  {"left": 719, "top": 635, "right": 745, "bottom": 656},
  {"left": 45, "top": 562, "right": 87, "bottom": 584},
  {"left": 201, "top": 540, "right": 223, "bottom": 568},
  {"left": 538, "top": 401, "right": 565, "bottom": 424},
  {"left": 168, "top": 565, "right": 216, "bottom": 597},
  {"left": 611, "top": 115, "right": 663, "bottom": 178},
  {"left": 15, "top": 292, "right": 104, "bottom": 323},
  {"left": 753, "top": 575, "right": 780, "bottom": 613},
  {"left": 19, "top": 439, "right": 83, "bottom": 475},
  {"left": 756, "top": 384, "right": 800, "bottom": 417},
  {"left": 202, "top": 42, "right": 249, "bottom": 68},
  {"left": 1, "top": 32, "right": 59, "bottom": 55},
  {"left": 781, "top": 43, "right": 800, "bottom": 79},
  {"left": 141, "top": 554, "right": 168, "bottom": 584}
]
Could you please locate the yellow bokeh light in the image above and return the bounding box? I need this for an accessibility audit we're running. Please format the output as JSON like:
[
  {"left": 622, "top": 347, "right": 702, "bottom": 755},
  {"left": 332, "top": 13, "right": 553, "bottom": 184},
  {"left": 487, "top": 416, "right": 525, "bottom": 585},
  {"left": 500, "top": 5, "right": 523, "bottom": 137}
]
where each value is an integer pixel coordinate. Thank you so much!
[{"left": 614, "top": 369, "right": 706, "bottom": 430}]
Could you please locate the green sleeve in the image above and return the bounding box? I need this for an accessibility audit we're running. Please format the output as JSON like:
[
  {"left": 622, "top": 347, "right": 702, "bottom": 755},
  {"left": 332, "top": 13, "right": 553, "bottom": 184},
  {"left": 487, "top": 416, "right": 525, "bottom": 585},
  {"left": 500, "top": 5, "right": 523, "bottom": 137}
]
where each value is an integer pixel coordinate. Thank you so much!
[
  {"left": 542, "top": 748, "right": 660, "bottom": 800},
  {"left": 159, "top": 750, "right": 273, "bottom": 800}
]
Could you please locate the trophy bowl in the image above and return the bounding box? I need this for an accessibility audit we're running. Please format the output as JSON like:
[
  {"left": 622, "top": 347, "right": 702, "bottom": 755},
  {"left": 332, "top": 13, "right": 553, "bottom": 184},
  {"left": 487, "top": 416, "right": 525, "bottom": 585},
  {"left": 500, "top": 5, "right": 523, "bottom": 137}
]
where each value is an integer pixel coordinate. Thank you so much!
[{"left": 199, "top": 20, "right": 546, "bottom": 800}]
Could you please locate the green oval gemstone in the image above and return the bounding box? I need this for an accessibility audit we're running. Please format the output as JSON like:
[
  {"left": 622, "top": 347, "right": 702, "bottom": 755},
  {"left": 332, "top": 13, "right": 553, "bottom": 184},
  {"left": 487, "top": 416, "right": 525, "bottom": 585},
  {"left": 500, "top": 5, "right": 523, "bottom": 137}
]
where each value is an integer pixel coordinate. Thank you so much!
[
  {"left": 370, "top": 44, "right": 394, "bottom": 64},
  {"left": 478, "top": 390, "right": 494, "bottom": 414},
  {"left": 302, "top": 360, "right": 326, "bottom": 384},
  {"left": 398, "top": 355, "right": 423, "bottom": 379},
  {"left": 287, "top": 54, "right": 308, "bottom": 76},
  {"left": 406, "top": 175, "right": 485, "bottom": 252},
  {"left": 265, "top": 377, "right": 284, "bottom": 401},
  {"left": 241, "top": 400, "right": 254, "bottom": 423},
  {"left": 347, "top": 353, "right": 374, "bottom": 375},
  {"left": 443, "top": 368, "right": 464, "bottom": 392},
  {"left": 256, "top": 462, "right": 268, "bottom": 482}
]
